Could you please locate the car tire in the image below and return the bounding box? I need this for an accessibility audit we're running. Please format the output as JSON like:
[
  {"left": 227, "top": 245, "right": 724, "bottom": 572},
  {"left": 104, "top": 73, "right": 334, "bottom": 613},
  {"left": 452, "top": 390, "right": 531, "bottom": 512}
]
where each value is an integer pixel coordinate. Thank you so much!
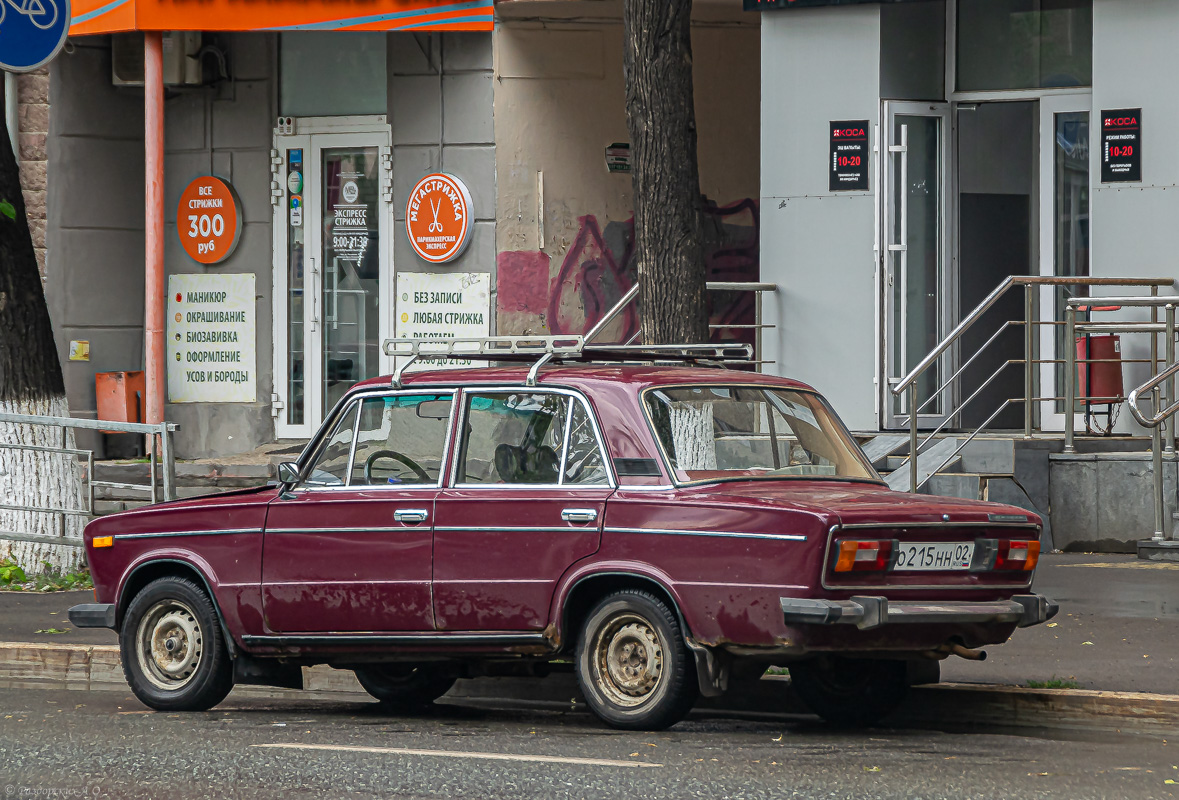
[
  {"left": 576, "top": 590, "right": 698, "bottom": 731},
  {"left": 354, "top": 665, "right": 456, "bottom": 711},
  {"left": 119, "top": 576, "right": 234, "bottom": 712},
  {"left": 790, "top": 656, "right": 908, "bottom": 726}
]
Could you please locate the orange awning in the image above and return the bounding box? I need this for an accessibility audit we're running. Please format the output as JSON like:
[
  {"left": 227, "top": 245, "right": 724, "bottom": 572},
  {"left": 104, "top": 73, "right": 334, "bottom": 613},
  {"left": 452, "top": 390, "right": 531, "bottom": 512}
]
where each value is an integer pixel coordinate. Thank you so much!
[{"left": 69, "top": 0, "right": 494, "bottom": 36}]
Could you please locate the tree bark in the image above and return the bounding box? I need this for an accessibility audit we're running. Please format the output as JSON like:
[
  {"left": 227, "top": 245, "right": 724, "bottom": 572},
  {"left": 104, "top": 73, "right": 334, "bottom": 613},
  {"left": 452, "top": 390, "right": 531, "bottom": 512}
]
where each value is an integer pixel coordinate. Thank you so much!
[
  {"left": 623, "top": 0, "right": 709, "bottom": 345},
  {"left": 0, "top": 98, "right": 85, "bottom": 573}
]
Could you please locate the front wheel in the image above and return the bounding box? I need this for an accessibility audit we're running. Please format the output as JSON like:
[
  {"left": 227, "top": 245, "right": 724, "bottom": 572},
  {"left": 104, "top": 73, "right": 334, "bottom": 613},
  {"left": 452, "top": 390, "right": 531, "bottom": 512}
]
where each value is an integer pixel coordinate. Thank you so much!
[
  {"left": 576, "top": 590, "right": 698, "bottom": 730},
  {"left": 354, "top": 664, "right": 456, "bottom": 712},
  {"left": 119, "top": 576, "right": 234, "bottom": 711},
  {"left": 789, "top": 657, "right": 908, "bottom": 726}
]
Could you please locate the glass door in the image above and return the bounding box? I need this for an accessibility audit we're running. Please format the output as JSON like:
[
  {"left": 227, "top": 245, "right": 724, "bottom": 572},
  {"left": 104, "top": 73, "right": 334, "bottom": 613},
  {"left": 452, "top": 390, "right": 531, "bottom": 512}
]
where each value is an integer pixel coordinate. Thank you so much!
[
  {"left": 882, "top": 102, "right": 951, "bottom": 429},
  {"left": 1038, "top": 96, "right": 1091, "bottom": 432},
  {"left": 273, "top": 124, "right": 392, "bottom": 438}
]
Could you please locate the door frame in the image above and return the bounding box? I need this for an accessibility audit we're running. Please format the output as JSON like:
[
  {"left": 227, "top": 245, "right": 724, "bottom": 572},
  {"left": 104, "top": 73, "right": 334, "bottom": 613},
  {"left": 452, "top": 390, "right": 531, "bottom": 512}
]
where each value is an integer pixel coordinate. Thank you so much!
[
  {"left": 1037, "top": 94, "right": 1093, "bottom": 433},
  {"left": 271, "top": 115, "right": 393, "bottom": 439},
  {"left": 880, "top": 101, "right": 953, "bottom": 430}
]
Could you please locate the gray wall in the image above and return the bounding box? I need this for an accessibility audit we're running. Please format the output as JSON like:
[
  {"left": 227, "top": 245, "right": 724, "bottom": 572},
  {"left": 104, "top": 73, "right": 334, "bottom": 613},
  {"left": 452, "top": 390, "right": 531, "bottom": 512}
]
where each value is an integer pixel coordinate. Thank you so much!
[
  {"left": 760, "top": 5, "right": 881, "bottom": 430},
  {"left": 47, "top": 38, "right": 146, "bottom": 453},
  {"left": 389, "top": 33, "right": 496, "bottom": 286},
  {"left": 47, "top": 32, "right": 495, "bottom": 459},
  {"left": 1090, "top": 0, "right": 1179, "bottom": 432}
]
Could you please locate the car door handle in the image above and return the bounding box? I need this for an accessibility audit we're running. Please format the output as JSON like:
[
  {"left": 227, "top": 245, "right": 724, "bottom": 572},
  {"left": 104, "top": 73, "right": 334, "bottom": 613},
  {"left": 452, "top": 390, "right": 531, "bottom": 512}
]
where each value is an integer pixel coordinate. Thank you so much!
[
  {"left": 394, "top": 508, "right": 429, "bottom": 524},
  {"left": 561, "top": 508, "right": 598, "bottom": 523}
]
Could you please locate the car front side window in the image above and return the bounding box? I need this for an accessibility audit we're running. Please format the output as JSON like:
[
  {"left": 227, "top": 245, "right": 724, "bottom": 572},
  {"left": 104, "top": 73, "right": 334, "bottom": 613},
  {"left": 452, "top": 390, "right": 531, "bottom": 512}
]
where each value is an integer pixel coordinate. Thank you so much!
[
  {"left": 302, "top": 401, "right": 359, "bottom": 486},
  {"left": 350, "top": 394, "right": 454, "bottom": 486}
]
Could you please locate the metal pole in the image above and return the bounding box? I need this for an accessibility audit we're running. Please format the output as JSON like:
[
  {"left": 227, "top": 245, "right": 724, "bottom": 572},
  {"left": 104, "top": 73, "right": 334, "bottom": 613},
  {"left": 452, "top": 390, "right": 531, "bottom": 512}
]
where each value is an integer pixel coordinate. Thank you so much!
[
  {"left": 1153, "top": 423, "right": 1165, "bottom": 542},
  {"left": 1167, "top": 305, "right": 1175, "bottom": 455},
  {"left": 1064, "top": 305, "right": 1076, "bottom": 453},
  {"left": 583, "top": 283, "right": 640, "bottom": 345},
  {"left": 144, "top": 33, "right": 166, "bottom": 436},
  {"left": 1024, "top": 285, "right": 1034, "bottom": 438},
  {"left": 160, "top": 425, "right": 176, "bottom": 502},
  {"left": 909, "top": 384, "right": 918, "bottom": 493}
]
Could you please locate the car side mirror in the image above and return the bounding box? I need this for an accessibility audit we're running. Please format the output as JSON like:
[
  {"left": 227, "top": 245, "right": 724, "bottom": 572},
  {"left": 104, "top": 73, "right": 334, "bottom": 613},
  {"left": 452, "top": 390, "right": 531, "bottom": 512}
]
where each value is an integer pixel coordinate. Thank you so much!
[{"left": 276, "top": 461, "right": 301, "bottom": 485}]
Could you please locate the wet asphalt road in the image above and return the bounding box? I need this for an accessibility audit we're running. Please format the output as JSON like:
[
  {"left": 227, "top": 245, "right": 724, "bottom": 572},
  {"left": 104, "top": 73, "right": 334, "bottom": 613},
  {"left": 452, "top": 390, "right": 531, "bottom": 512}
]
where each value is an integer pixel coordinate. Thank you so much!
[{"left": 1, "top": 687, "right": 1177, "bottom": 800}]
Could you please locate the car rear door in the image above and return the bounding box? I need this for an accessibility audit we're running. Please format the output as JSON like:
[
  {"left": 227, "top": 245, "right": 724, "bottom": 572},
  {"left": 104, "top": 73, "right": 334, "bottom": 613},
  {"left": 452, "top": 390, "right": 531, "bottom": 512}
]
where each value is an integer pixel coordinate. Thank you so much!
[
  {"left": 261, "top": 390, "right": 455, "bottom": 633},
  {"left": 432, "top": 388, "right": 614, "bottom": 631}
]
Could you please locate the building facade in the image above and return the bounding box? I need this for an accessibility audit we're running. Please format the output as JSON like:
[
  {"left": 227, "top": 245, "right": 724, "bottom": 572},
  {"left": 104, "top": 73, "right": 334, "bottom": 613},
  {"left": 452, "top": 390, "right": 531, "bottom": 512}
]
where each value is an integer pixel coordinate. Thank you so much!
[
  {"left": 34, "top": 0, "right": 759, "bottom": 457},
  {"left": 759, "top": 0, "right": 1179, "bottom": 436}
]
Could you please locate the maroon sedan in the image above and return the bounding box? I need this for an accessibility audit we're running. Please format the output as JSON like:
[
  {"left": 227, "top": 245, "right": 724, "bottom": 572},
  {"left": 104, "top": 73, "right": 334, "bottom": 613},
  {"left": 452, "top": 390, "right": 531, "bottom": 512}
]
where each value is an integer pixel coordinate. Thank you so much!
[{"left": 71, "top": 363, "right": 1055, "bottom": 730}]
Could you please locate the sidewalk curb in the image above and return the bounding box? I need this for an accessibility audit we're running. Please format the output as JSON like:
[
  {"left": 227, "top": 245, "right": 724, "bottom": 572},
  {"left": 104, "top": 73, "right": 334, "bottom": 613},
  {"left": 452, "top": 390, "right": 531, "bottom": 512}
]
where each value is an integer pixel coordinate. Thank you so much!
[{"left": 2, "top": 641, "right": 1175, "bottom": 736}]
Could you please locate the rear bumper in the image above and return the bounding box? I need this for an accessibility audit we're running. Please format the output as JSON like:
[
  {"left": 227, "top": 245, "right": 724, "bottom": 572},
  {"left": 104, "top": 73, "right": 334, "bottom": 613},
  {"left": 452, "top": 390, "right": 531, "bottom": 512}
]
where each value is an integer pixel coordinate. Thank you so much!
[
  {"left": 68, "top": 603, "right": 117, "bottom": 630},
  {"left": 781, "top": 594, "right": 1058, "bottom": 631}
]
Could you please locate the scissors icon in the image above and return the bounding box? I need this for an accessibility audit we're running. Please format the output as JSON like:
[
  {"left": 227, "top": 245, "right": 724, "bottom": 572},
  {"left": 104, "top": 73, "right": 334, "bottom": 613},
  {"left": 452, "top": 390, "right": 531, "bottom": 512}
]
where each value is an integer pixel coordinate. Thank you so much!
[{"left": 428, "top": 198, "right": 444, "bottom": 233}]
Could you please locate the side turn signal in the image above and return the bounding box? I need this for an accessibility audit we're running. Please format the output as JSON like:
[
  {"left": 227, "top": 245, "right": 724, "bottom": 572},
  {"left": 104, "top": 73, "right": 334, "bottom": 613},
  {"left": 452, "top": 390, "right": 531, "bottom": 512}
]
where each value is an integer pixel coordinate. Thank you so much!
[{"left": 92, "top": 536, "right": 113, "bottom": 549}]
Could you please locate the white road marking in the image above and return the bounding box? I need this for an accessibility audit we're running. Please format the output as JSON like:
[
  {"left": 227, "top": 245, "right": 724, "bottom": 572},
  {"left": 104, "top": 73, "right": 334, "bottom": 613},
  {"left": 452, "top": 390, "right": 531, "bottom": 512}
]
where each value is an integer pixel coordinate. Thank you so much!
[{"left": 253, "top": 742, "right": 662, "bottom": 768}]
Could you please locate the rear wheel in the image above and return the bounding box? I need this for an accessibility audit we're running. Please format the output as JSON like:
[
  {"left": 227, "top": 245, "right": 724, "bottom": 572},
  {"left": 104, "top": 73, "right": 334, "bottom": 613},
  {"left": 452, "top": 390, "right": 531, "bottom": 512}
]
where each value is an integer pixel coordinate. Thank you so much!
[
  {"left": 120, "top": 576, "right": 233, "bottom": 712},
  {"left": 354, "top": 664, "right": 456, "bottom": 711},
  {"left": 790, "top": 657, "right": 907, "bottom": 726},
  {"left": 576, "top": 590, "right": 698, "bottom": 730}
]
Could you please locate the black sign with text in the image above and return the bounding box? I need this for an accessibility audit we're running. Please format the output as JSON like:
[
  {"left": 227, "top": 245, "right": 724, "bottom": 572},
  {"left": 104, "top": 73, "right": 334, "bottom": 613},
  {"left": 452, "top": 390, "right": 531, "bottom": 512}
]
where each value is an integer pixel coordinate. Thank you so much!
[
  {"left": 830, "top": 120, "right": 870, "bottom": 191},
  {"left": 1101, "top": 108, "right": 1142, "bottom": 183}
]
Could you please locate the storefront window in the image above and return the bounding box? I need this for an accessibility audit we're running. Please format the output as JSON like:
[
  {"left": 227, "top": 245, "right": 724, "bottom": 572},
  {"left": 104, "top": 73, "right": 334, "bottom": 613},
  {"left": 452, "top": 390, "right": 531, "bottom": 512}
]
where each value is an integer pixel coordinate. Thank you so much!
[
  {"left": 280, "top": 32, "right": 387, "bottom": 117},
  {"left": 957, "top": 0, "right": 1092, "bottom": 92}
]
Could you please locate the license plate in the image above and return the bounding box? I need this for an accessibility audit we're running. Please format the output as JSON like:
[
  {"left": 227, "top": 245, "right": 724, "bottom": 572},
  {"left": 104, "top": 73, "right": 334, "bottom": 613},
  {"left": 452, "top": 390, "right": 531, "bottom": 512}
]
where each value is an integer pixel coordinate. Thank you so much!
[{"left": 894, "top": 541, "right": 974, "bottom": 571}]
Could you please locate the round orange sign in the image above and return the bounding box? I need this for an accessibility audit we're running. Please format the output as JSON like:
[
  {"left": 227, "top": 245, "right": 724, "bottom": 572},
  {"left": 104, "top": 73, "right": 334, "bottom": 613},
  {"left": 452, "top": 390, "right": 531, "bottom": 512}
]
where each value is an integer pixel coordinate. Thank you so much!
[
  {"left": 177, "top": 176, "right": 242, "bottom": 265},
  {"left": 405, "top": 172, "right": 473, "bottom": 263}
]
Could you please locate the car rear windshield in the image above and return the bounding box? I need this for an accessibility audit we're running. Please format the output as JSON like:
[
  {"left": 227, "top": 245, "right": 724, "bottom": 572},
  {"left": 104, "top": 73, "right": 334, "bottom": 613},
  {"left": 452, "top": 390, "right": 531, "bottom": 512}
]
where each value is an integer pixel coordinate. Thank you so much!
[{"left": 644, "top": 386, "right": 879, "bottom": 484}]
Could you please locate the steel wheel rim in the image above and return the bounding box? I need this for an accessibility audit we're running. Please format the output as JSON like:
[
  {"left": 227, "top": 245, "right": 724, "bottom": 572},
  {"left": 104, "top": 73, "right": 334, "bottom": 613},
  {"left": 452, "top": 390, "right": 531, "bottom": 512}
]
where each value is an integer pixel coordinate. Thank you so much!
[
  {"left": 136, "top": 599, "right": 203, "bottom": 691},
  {"left": 591, "top": 612, "right": 664, "bottom": 708}
]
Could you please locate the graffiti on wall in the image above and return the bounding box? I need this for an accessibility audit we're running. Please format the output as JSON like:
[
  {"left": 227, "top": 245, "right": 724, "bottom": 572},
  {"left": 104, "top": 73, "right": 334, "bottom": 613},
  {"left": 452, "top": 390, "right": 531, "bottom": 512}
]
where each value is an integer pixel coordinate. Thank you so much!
[{"left": 497, "top": 197, "right": 760, "bottom": 345}]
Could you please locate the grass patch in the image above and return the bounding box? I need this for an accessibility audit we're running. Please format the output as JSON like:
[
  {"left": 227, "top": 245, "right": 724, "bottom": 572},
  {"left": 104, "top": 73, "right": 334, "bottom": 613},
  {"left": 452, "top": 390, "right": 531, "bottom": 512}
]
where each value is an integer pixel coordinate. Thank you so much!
[
  {"left": 1026, "top": 677, "right": 1081, "bottom": 690},
  {"left": 0, "top": 559, "right": 93, "bottom": 592}
]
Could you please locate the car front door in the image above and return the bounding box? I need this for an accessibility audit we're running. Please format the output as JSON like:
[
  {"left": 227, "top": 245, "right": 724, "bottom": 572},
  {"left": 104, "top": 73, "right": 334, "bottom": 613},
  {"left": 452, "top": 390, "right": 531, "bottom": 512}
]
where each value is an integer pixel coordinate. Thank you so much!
[
  {"left": 262, "top": 390, "right": 455, "bottom": 633},
  {"left": 433, "top": 389, "right": 615, "bottom": 631}
]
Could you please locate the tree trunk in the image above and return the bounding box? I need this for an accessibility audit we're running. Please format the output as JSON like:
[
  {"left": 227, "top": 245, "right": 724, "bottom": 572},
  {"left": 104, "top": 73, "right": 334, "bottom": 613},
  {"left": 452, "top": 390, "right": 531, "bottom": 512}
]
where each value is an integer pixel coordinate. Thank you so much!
[
  {"left": 623, "top": 0, "right": 708, "bottom": 345},
  {"left": 0, "top": 98, "right": 86, "bottom": 573}
]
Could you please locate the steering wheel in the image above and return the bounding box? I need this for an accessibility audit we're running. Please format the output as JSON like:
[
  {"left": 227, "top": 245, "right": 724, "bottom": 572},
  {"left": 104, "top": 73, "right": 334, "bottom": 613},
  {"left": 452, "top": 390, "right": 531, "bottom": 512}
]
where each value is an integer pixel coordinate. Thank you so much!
[{"left": 364, "top": 450, "right": 431, "bottom": 484}]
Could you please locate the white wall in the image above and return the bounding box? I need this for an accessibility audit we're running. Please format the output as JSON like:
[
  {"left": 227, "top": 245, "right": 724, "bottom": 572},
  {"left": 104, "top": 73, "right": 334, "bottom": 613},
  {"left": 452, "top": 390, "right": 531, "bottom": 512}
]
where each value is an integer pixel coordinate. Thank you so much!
[
  {"left": 1090, "top": 0, "right": 1179, "bottom": 422},
  {"left": 761, "top": 5, "right": 881, "bottom": 430}
]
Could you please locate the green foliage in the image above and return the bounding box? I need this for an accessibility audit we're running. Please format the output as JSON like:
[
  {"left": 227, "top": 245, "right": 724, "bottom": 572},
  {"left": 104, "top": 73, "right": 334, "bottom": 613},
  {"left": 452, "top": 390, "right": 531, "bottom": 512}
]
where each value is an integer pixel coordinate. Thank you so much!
[
  {"left": 0, "top": 200, "right": 14, "bottom": 221},
  {"left": 34, "top": 628, "right": 69, "bottom": 635},
  {"left": 0, "top": 558, "right": 27, "bottom": 586},
  {"left": 0, "top": 559, "right": 93, "bottom": 592},
  {"left": 1026, "top": 677, "right": 1081, "bottom": 690}
]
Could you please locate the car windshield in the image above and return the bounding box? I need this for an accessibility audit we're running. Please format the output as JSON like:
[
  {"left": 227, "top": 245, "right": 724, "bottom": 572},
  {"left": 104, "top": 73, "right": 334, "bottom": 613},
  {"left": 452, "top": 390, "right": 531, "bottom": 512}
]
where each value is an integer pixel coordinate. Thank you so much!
[{"left": 644, "top": 385, "right": 879, "bottom": 484}]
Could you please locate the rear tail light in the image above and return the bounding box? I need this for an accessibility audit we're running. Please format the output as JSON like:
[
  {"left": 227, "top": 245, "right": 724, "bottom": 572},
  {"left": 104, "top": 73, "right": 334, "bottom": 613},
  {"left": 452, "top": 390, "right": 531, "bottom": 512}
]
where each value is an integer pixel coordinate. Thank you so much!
[
  {"left": 994, "top": 540, "right": 1040, "bottom": 571},
  {"left": 833, "top": 539, "right": 894, "bottom": 573}
]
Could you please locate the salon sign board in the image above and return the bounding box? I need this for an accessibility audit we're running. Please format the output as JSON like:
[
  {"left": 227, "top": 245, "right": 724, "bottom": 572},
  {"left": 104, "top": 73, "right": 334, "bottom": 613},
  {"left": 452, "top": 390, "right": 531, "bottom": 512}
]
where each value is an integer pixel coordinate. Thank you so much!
[
  {"left": 178, "top": 176, "right": 242, "bottom": 264},
  {"left": 396, "top": 272, "right": 490, "bottom": 370},
  {"left": 166, "top": 273, "right": 256, "bottom": 403},
  {"left": 405, "top": 173, "right": 474, "bottom": 264}
]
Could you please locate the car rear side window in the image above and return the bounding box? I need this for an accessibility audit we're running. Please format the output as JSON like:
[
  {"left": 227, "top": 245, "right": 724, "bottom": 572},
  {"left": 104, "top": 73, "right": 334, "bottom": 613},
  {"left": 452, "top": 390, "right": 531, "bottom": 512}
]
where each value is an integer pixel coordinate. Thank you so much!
[{"left": 458, "top": 392, "right": 609, "bottom": 486}]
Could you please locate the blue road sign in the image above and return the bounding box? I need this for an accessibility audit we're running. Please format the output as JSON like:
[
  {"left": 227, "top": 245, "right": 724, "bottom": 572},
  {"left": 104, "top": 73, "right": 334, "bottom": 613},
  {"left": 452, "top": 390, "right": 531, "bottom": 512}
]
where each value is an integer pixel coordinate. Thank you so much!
[{"left": 0, "top": 0, "right": 71, "bottom": 73}]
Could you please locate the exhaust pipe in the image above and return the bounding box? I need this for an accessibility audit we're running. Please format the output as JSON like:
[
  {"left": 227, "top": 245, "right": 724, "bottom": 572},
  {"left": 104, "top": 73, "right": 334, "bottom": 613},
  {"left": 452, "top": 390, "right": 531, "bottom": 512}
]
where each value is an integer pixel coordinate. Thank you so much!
[{"left": 922, "top": 642, "right": 988, "bottom": 661}]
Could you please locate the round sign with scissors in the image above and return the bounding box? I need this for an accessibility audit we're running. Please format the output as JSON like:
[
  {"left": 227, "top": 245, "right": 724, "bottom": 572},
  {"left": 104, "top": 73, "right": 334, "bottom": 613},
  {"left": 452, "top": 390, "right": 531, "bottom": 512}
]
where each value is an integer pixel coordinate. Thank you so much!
[{"left": 405, "top": 172, "right": 474, "bottom": 264}]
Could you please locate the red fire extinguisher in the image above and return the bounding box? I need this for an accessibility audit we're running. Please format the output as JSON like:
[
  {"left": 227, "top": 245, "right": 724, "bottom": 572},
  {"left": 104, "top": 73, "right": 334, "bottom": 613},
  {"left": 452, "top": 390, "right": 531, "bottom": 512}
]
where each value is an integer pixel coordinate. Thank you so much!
[{"left": 1075, "top": 305, "right": 1124, "bottom": 434}]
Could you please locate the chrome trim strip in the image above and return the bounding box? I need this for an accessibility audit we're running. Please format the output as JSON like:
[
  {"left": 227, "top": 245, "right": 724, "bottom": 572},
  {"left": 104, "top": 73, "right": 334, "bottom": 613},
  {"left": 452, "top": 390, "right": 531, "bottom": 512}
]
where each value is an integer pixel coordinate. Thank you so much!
[
  {"left": 113, "top": 528, "right": 260, "bottom": 540},
  {"left": 434, "top": 525, "right": 588, "bottom": 533},
  {"left": 839, "top": 521, "right": 1041, "bottom": 530},
  {"left": 265, "top": 527, "right": 417, "bottom": 534},
  {"left": 604, "top": 526, "right": 807, "bottom": 542},
  {"left": 242, "top": 632, "right": 550, "bottom": 647}
]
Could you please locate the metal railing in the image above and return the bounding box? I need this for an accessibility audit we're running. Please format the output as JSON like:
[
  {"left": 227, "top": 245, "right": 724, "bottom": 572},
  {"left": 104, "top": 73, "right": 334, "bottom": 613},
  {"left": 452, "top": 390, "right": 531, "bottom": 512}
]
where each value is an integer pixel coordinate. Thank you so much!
[
  {"left": 0, "top": 413, "right": 178, "bottom": 548},
  {"left": 890, "top": 276, "right": 1174, "bottom": 492}
]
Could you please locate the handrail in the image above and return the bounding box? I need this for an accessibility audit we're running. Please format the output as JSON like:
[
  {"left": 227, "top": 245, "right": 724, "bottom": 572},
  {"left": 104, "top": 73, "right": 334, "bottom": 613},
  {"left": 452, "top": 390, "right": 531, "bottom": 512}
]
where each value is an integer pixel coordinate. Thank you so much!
[
  {"left": 1129, "top": 360, "right": 1179, "bottom": 429},
  {"left": 891, "top": 276, "right": 1173, "bottom": 397},
  {"left": 1069, "top": 296, "right": 1179, "bottom": 307}
]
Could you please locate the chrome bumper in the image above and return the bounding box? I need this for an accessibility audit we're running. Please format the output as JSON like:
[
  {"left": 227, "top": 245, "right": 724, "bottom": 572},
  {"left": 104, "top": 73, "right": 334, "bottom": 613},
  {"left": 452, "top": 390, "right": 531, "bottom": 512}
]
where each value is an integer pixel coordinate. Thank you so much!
[{"left": 781, "top": 594, "right": 1058, "bottom": 631}]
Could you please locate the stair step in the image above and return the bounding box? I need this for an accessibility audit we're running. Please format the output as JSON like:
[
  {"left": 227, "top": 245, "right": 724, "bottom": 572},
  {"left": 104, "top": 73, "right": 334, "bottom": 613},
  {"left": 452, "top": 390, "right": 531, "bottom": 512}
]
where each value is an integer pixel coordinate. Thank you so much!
[
  {"left": 958, "top": 438, "right": 1015, "bottom": 475},
  {"left": 922, "top": 473, "right": 982, "bottom": 501},
  {"left": 886, "top": 438, "right": 962, "bottom": 493},
  {"left": 861, "top": 434, "right": 909, "bottom": 466}
]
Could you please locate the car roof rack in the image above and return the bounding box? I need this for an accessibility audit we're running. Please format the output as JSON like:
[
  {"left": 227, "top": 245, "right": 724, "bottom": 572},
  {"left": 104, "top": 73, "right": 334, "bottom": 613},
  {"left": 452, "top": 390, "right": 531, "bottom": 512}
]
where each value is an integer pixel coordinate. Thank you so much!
[
  {"left": 381, "top": 336, "right": 754, "bottom": 388},
  {"left": 382, "top": 281, "right": 753, "bottom": 387}
]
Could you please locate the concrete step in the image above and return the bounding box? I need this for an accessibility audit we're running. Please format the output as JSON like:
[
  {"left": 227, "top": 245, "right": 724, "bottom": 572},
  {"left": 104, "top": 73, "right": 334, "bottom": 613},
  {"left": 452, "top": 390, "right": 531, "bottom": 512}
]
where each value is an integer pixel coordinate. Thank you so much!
[
  {"left": 886, "top": 438, "right": 962, "bottom": 492},
  {"left": 921, "top": 473, "right": 982, "bottom": 501},
  {"left": 958, "top": 438, "right": 1015, "bottom": 475},
  {"left": 861, "top": 434, "right": 908, "bottom": 467}
]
